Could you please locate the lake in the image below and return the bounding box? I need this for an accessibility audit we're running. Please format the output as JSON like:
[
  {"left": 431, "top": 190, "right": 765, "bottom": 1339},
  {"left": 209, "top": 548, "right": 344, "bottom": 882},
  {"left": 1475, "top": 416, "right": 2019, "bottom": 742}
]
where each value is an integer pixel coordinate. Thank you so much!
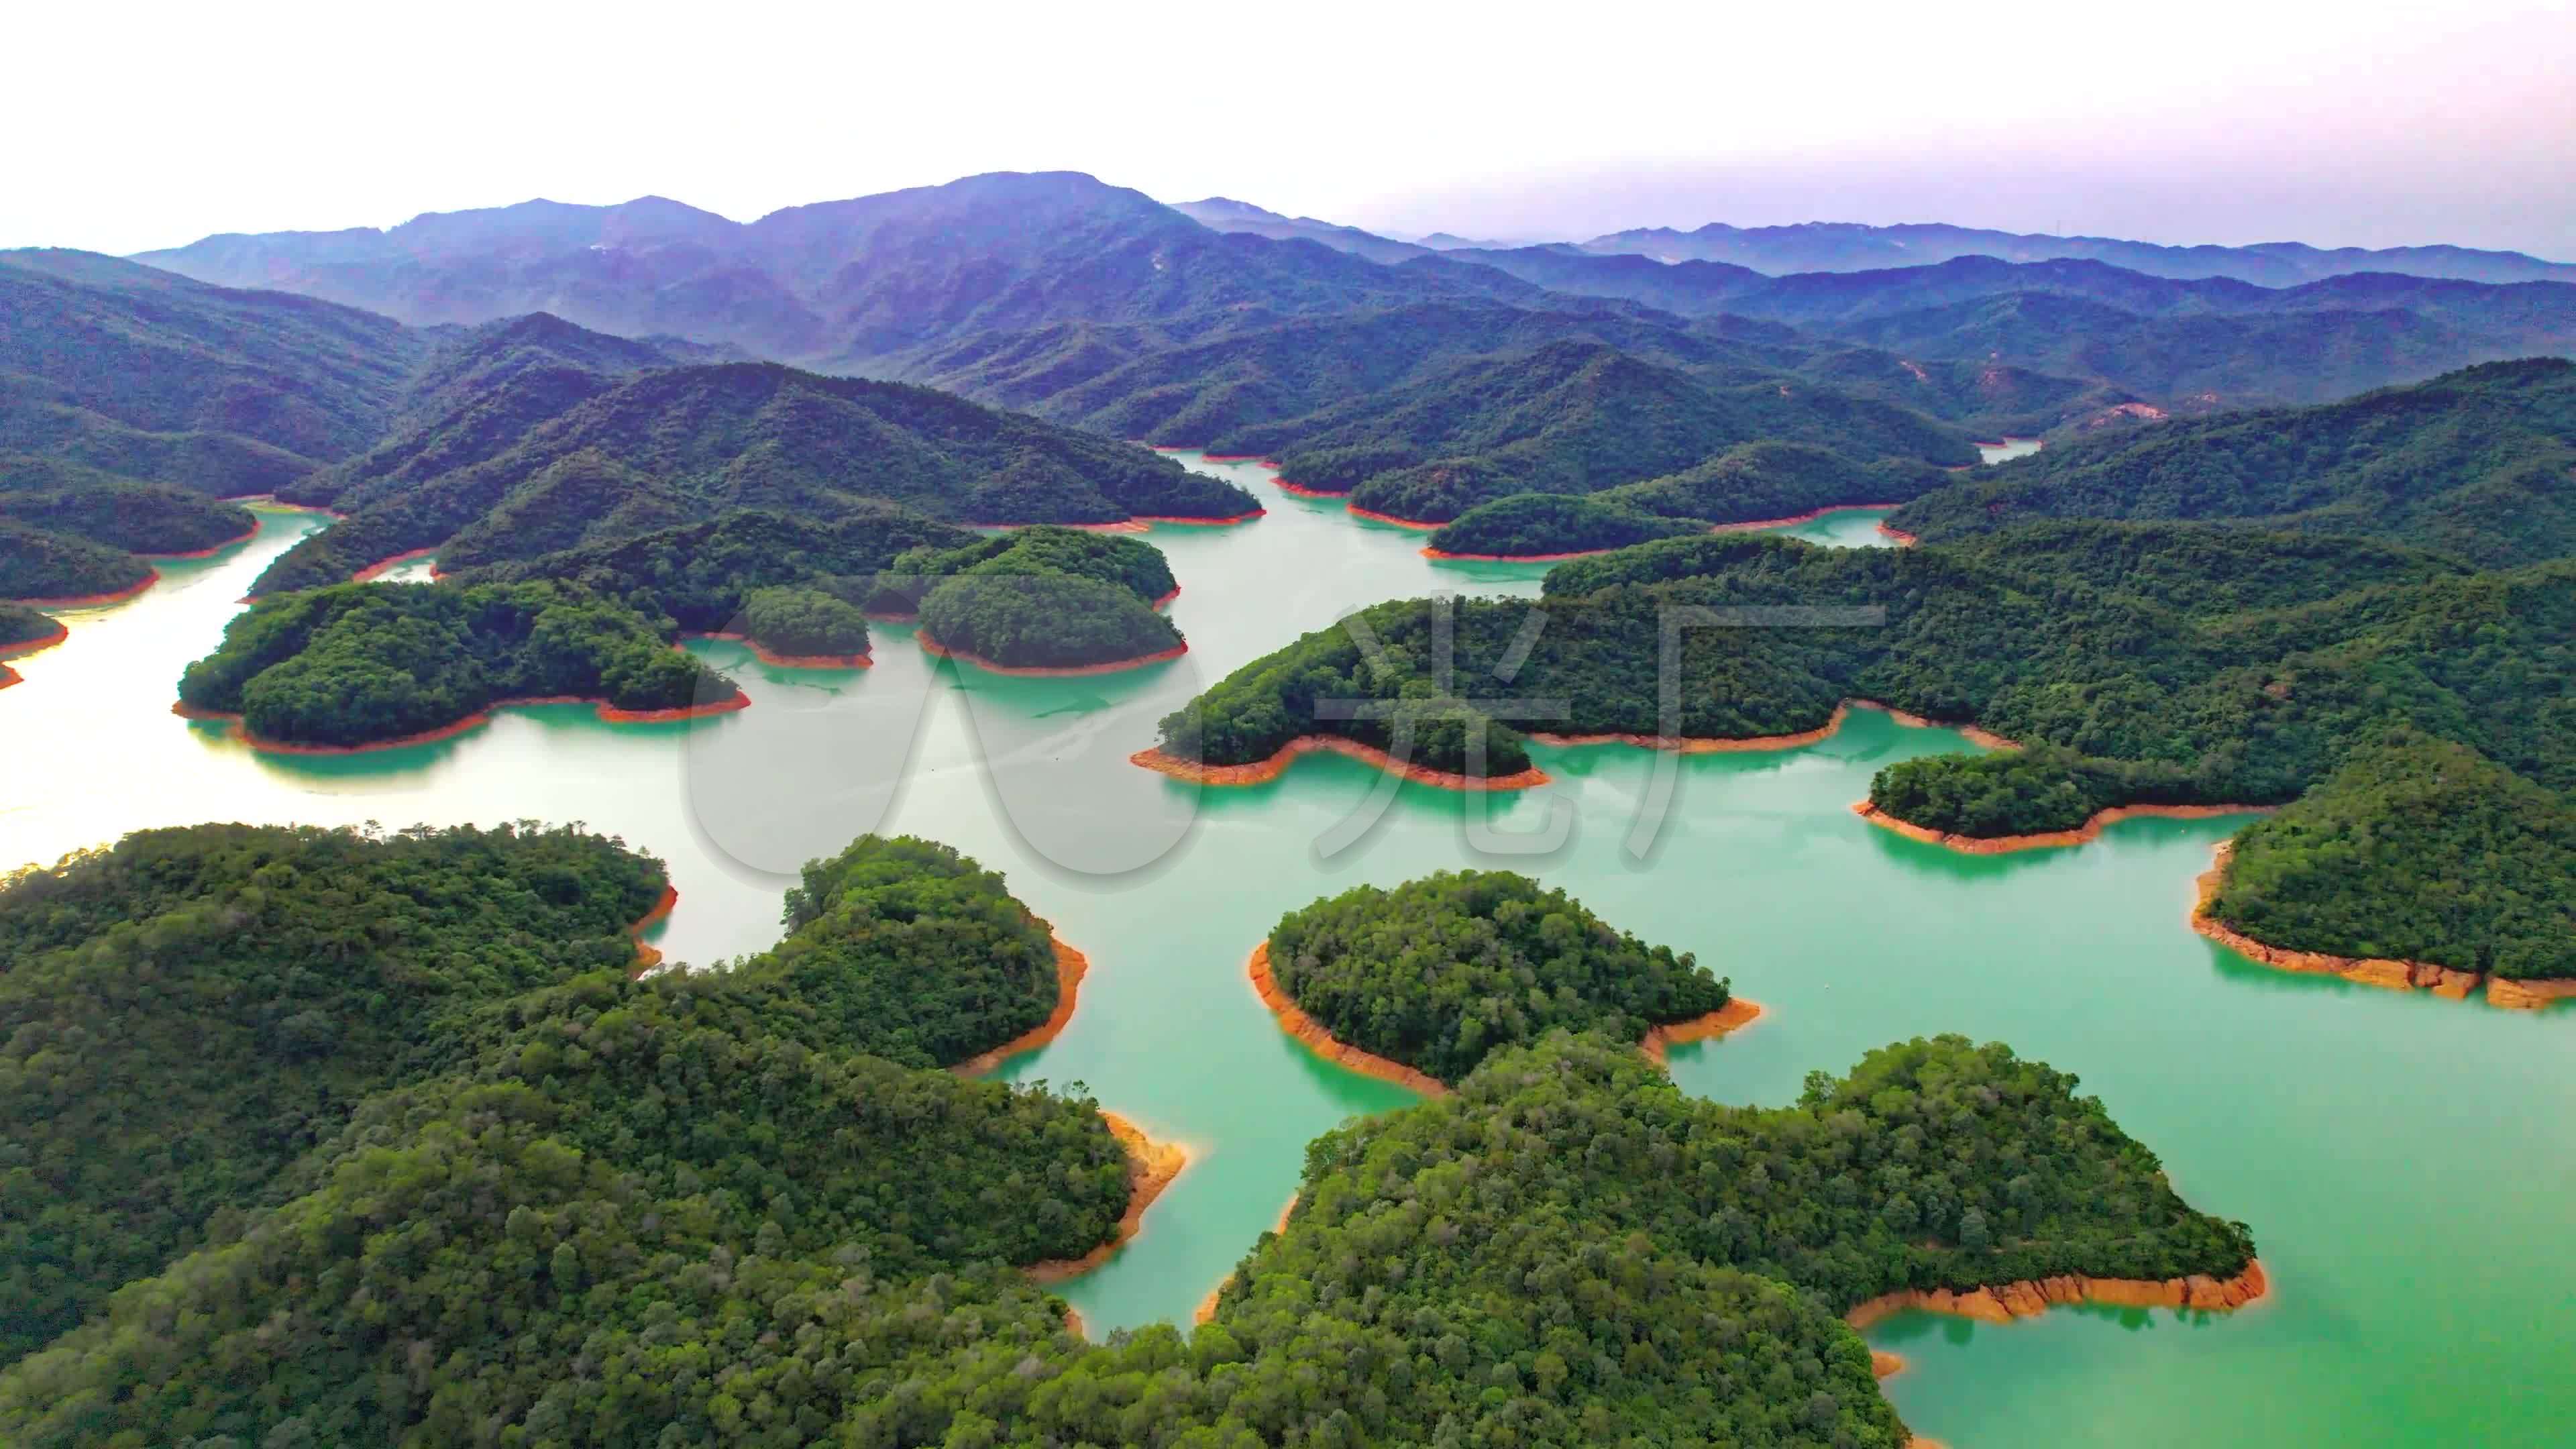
[{"left": 1, "top": 455, "right": 2567, "bottom": 1448}]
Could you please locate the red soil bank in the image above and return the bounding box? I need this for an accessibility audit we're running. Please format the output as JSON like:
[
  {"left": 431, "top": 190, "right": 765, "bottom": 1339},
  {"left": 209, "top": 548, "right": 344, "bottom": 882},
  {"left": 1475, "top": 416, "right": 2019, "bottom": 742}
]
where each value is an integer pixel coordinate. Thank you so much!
[
  {"left": 628, "top": 884, "right": 678, "bottom": 973},
  {"left": 1421, "top": 544, "right": 1615, "bottom": 563},
  {"left": 1346, "top": 504, "right": 1440, "bottom": 530},
  {"left": 1195, "top": 1191, "right": 1303, "bottom": 1326},
  {"left": 1130, "top": 737, "right": 1552, "bottom": 793},
  {"left": 1854, "top": 800, "right": 2275, "bottom": 855},
  {"left": 1876, "top": 523, "right": 1923, "bottom": 547},
  {"left": 1707, "top": 502, "right": 1907, "bottom": 534},
  {"left": 1273, "top": 478, "right": 1348, "bottom": 499},
  {"left": 0, "top": 663, "right": 16, "bottom": 690},
  {"left": 1132, "top": 510, "right": 1265, "bottom": 526},
  {"left": 1247, "top": 943, "right": 1452, "bottom": 1095},
  {"left": 1197, "top": 453, "right": 1279, "bottom": 465},
  {"left": 1024, "top": 1112, "right": 1189, "bottom": 1283},
  {"left": 2187, "top": 841, "right": 2546, "bottom": 1005},
  {"left": 12, "top": 571, "right": 161, "bottom": 608},
  {"left": 173, "top": 691, "right": 749, "bottom": 754},
  {"left": 1637, "top": 998, "right": 1765, "bottom": 1063},
  {"left": 919, "top": 633, "right": 1189, "bottom": 676},
  {"left": 1151, "top": 586, "right": 1181, "bottom": 610},
  {"left": 1845, "top": 1259, "right": 2268, "bottom": 1332},
  {"left": 138, "top": 521, "right": 262, "bottom": 559},
  {"left": 350, "top": 547, "right": 438, "bottom": 583},
  {"left": 949, "top": 934, "right": 1091, "bottom": 1075},
  {"left": 0, "top": 620, "right": 71, "bottom": 661},
  {"left": 685, "top": 631, "right": 871, "bottom": 669},
  {"left": 963, "top": 511, "right": 1263, "bottom": 532}
]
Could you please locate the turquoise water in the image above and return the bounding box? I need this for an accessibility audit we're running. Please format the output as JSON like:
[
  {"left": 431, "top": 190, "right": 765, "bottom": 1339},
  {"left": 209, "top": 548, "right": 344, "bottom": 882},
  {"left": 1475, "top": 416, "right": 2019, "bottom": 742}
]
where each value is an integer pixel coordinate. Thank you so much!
[{"left": 1, "top": 462, "right": 2569, "bottom": 1446}]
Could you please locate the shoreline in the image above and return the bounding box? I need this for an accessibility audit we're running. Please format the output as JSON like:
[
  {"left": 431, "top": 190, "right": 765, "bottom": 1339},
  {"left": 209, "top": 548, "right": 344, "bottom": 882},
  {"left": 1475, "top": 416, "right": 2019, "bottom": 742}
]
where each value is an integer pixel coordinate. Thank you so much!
[
  {"left": 350, "top": 547, "right": 439, "bottom": 583},
  {"left": 963, "top": 511, "right": 1265, "bottom": 533},
  {"left": 10, "top": 570, "right": 161, "bottom": 608},
  {"left": 1854, "top": 799, "right": 2275, "bottom": 855},
  {"left": 1638, "top": 998, "right": 1766, "bottom": 1063},
  {"left": 920, "top": 632, "right": 1189, "bottom": 676},
  {"left": 1130, "top": 737, "right": 1552, "bottom": 793},
  {"left": 1527, "top": 698, "right": 2015, "bottom": 755},
  {"left": 627, "top": 883, "right": 678, "bottom": 973},
  {"left": 1422, "top": 543, "right": 1616, "bottom": 563},
  {"left": 1246, "top": 943, "right": 1452, "bottom": 1095},
  {"left": 1708, "top": 502, "right": 1907, "bottom": 534},
  {"left": 1193, "top": 1191, "right": 1303, "bottom": 1326},
  {"left": 1134, "top": 509, "right": 1265, "bottom": 527},
  {"left": 2189, "top": 841, "right": 2563, "bottom": 1008},
  {"left": 172, "top": 691, "right": 750, "bottom": 755},
  {"left": 0, "top": 619, "right": 71, "bottom": 661},
  {"left": 1024, "top": 1111, "right": 1189, "bottom": 1284},
  {"left": 137, "top": 519, "right": 263, "bottom": 560},
  {"left": 1274, "top": 478, "right": 1348, "bottom": 499},
  {"left": 1346, "top": 504, "right": 1441, "bottom": 530},
  {"left": 1847, "top": 1258, "right": 2268, "bottom": 1332},
  {"left": 1876, "top": 522, "right": 1922, "bottom": 546},
  {"left": 684, "top": 631, "right": 871, "bottom": 669},
  {"left": 950, "top": 934, "right": 1091, "bottom": 1075}
]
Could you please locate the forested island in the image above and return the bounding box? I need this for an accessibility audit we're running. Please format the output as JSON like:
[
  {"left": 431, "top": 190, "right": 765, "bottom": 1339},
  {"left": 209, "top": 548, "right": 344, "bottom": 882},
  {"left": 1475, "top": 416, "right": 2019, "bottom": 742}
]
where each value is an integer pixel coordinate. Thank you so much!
[
  {"left": 0, "top": 820, "right": 2264, "bottom": 1446},
  {"left": 1154, "top": 519, "right": 2572, "bottom": 981},
  {"left": 1260, "top": 871, "right": 1741, "bottom": 1083},
  {"left": 176, "top": 580, "right": 745, "bottom": 749},
  {"left": 888, "top": 526, "right": 1188, "bottom": 672}
]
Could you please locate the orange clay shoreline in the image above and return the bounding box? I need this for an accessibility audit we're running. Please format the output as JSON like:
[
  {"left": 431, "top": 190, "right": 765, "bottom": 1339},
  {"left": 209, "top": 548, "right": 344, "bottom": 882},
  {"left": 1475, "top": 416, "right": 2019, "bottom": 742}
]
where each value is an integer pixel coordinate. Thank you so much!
[
  {"left": 961, "top": 511, "right": 1265, "bottom": 533},
  {"left": 950, "top": 934, "right": 1091, "bottom": 1075},
  {"left": 1847, "top": 1258, "right": 2269, "bottom": 1333},
  {"left": 1248, "top": 941, "right": 1765, "bottom": 1091},
  {"left": 2189, "top": 841, "right": 2571, "bottom": 1009},
  {"left": 1274, "top": 478, "right": 1348, "bottom": 499},
  {"left": 684, "top": 631, "right": 871, "bottom": 669},
  {"left": 1130, "top": 739, "right": 1552, "bottom": 793},
  {"left": 1248, "top": 942, "right": 1451, "bottom": 1095},
  {"left": 1346, "top": 504, "right": 1440, "bottom": 530},
  {"left": 350, "top": 547, "right": 439, "bottom": 583},
  {"left": 0, "top": 620, "right": 71, "bottom": 660},
  {"left": 1422, "top": 544, "right": 1616, "bottom": 563},
  {"left": 920, "top": 632, "right": 1189, "bottom": 676},
  {"left": 1708, "top": 502, "right": 1907, "bottom": 534},
  {"left": 1193, "top": 1191, "right": 1303, "bottom": 1326},
  {"left": 1529, "top": 699, "right": 2019, "bottom": 755},
  {"left": 10, "top": 571, "right": 161, "bottom": 608},
  {"left": 1876, "top": 522, "right": 1922, "bottom": 546},
  {"left": 172, "top": 691, "right": 749, "bottom": 755},
  {"left": 1025, "top": 1111, "right": 1189, "bottom": 1283},
  {"left": 1853, "top": 799, "right": 2277, "bottom": 855},
  {"left": 627, "top": 883, "right": 678, "bottom": 973},
  {"left": 1638, "top": 998, "right": 1766, "bottom": 1063}
]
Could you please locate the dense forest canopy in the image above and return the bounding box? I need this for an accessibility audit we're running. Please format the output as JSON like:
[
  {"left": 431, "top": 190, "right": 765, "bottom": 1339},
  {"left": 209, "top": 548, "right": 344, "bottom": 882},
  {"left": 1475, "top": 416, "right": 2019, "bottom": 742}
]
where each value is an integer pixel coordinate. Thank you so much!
[
  {"left": 1427, "top": 492, "right": 1705, "bottom": 555},
  {"left": 250, "top": 362, "right": 1259, "bottom": 595},
  {"left": 1884, "top": 359, "right": 2576, "bottom": 567},
  {"left": 177, "top": 580, "right": 739, "bottom": 746},
  {"left": 2204, "top": 731, "right": 2575, "bottom": 979},
  {"left": 890, "top": 526, "right": 1187, "bottom": 668},
  {"left": 0, "top": 821, "right": 669, "bottom": 1362},
  {"left": 0, "top": 517, "right": 148, "bottom": 601},
  {"left": 1266, "top": 871, "right": 1732, "bottom": 1081},
  {"left": 0, "top": 602, "right": 56, "bottom": 649},
  {"left": 0, "top": 816, "right": 2259, "bottom": 1445},
  {"left": 1160, "top": 520, "right": 2572, "bottom": 971}
]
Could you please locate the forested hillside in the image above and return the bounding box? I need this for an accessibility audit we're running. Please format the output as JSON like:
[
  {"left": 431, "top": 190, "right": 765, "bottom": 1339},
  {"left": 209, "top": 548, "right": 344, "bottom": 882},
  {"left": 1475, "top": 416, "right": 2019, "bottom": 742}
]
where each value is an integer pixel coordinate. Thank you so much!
[
  {"left": 1884, "top": 358, "right": 2576, "bottom": 566},
  {"left": 890, "top": 526, "right": 1187, "bottom": 669},
  {"left": 252, "top": 362, "right": 1258, "bottom": 594},
  {"left": 1157, "top": 521, "right": 2571, "bottom": 973},
  {"left": 0, "top": 820, "right": 2259, "bottom": 1446}
]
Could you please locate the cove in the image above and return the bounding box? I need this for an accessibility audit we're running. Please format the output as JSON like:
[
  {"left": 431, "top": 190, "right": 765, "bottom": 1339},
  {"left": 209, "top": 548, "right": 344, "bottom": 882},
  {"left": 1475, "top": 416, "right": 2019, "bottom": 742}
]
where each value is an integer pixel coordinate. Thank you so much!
[{"left": 1, "top": 466, "right": 2572, "bottom": 1448}]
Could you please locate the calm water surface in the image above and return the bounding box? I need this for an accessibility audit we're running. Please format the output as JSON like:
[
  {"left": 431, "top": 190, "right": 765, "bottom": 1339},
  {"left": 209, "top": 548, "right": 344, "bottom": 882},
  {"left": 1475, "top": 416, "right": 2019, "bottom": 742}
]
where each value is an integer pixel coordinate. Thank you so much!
[{"left": 1, "top": 460, "right": 2568, "bottom": 1448}]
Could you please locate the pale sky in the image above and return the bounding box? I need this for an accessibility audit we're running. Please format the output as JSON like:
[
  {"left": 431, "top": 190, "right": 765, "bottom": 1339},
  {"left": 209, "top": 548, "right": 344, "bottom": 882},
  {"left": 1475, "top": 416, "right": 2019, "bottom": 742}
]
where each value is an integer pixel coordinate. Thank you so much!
[{"left": 10, "top": 0, "right": 2573, "bottom": 258}]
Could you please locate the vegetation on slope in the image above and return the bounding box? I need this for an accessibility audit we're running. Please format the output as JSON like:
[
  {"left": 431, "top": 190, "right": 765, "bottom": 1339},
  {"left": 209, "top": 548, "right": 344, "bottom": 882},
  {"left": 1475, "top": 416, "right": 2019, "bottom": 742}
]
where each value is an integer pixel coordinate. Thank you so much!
[
  {"left": 1600, "top": 439, "right": 1955, "bottom": 526},
  {"left": 0, "top": 466, "right": 256, "bottom": 553},
  {"left": 1425, "top": 492, "right": 1705, "bottom": 555},
  {"left": 2205, "top": 732, "right": 2576, "bottom": 979},
  {"left": 737, "top": 584, "right": 871, "bottom": 659},
  {"left": 1884, "top": 359, "right": 2576, "bottom": 566},
  {"left": 0, "top": 518, "right": 150, "bottom": 600},
  {"left": 892, "top": 525, "right": 1186, "bottom": 667},
  {"left": 0, "top": 602, "right": 55, "bottom": 649},
  {"left": 251, "top": 362, "right": 1257, "bottom": 594},
  {"left": 0, "top": 822, "right": 668, "bottom": 1362},
  {"left": 177, "top": 581, "right": 738, "bottom": 745},
  {"left": 1267, "top": 871, "right": 1731, "bottom": 1081}
]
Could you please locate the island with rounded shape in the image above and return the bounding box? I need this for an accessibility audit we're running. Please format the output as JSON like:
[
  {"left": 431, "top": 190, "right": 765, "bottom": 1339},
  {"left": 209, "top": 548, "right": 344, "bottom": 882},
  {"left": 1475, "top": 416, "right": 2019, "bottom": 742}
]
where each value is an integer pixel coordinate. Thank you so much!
[{"left": 1256, "top": 869, "right": 1742, "bottom": 1086}]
